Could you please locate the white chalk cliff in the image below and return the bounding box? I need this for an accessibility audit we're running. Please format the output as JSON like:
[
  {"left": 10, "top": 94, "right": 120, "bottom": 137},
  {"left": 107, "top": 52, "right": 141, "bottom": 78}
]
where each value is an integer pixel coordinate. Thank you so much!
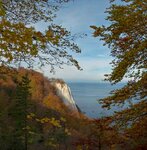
[{"left": 52, "top": 81, "right": 79, "bottom": 112}]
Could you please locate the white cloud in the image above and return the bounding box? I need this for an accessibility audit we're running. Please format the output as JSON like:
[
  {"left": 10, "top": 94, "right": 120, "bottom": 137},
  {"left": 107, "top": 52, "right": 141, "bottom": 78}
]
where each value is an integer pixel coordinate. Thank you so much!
[{"left": 38, "top": 57, "right": 112, "bottom": 82}]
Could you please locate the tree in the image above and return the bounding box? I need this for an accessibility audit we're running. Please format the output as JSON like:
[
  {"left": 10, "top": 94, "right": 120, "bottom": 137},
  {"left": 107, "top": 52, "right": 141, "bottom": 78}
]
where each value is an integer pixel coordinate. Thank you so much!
[
  {"left": 0, "top": 0, "right": 81, "bottom": 71},
  {"left": 91, "top": 0, "right": 147, "bottom": 130},
  {"left": 12, "top": 74, "right": 31, "bottom": 150}
]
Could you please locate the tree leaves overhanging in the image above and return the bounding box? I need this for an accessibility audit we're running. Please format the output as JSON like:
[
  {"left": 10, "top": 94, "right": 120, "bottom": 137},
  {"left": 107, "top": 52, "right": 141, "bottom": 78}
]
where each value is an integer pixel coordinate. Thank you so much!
[
  {"left": 91, "top": 0, "right": 147, "bottom": 127},
  {"left": 0, "top": 0, "right": 81, "bottom": 71}
]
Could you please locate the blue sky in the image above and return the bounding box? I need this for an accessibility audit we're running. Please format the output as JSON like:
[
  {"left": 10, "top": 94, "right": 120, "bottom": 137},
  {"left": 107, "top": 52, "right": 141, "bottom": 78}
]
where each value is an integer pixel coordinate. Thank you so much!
[{"left": 38, "top": 0, "right": 114, "bottom": 82}]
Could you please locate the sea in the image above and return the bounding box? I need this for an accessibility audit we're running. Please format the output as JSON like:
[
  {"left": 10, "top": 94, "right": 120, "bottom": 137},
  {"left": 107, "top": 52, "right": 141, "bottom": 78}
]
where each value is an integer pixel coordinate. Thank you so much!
[{"left": 68, "top": 82, "right": 125, "bottom": 118}]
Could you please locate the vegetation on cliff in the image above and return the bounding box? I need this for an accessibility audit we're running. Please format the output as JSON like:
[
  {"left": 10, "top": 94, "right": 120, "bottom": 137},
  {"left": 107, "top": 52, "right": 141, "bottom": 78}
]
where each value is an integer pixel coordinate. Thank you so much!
[{"left": 0, "top": 67, "right": 86, "bottom": 149}]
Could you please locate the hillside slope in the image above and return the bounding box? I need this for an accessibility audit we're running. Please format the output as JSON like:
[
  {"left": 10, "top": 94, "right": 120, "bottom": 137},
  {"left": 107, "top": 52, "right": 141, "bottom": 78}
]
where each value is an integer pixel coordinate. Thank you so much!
[{"left": 0, "top": 67, "right": 89, "bottom": 150}]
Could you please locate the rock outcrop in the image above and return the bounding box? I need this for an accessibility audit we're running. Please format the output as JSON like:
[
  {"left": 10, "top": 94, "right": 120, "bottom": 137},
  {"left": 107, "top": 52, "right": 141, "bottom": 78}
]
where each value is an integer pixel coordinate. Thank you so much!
[{"left": 51, "top": 79, "right": 79, "bottom": 112}]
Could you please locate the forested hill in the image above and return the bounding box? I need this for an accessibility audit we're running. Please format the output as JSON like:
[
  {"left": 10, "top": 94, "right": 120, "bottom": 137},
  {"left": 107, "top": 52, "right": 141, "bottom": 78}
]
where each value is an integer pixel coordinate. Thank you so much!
[{"left": 0, "top": 67, "right": 88, "bottom": 150}]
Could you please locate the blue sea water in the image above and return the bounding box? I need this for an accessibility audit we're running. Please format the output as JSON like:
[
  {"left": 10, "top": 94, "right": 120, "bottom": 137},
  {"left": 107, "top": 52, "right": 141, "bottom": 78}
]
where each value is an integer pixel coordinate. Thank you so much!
[{"left": 68, "top": 82, "right": 125, "bottom": 118}]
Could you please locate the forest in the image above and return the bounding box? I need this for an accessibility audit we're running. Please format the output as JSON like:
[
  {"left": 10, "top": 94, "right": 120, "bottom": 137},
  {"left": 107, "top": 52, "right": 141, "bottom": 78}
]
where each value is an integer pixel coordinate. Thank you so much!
[{"left": 0, "top": 0, "right": 147, "bottom": 150}]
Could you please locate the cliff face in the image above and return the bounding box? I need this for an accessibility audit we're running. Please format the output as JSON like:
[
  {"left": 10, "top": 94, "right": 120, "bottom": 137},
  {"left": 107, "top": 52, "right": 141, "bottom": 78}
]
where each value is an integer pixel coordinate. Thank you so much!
[{"left": 53, "top": 81, "right": 79, "bottom": 112}]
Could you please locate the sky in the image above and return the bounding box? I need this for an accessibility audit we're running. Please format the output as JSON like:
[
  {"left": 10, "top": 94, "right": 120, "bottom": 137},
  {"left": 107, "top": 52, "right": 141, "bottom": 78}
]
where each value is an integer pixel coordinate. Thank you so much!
[{"left": 37, "top": 0, "right": 114, "bottom": 82}]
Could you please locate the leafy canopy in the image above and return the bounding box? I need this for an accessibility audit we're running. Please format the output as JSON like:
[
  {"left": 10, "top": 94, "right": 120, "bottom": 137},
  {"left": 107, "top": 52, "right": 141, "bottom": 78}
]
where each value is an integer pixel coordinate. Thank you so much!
[
  {"left": 0, "top": 0, "right": 81, "bottom": 71},
  {"left": 91, "top": 0, "right": 147, "bottom": 126}
]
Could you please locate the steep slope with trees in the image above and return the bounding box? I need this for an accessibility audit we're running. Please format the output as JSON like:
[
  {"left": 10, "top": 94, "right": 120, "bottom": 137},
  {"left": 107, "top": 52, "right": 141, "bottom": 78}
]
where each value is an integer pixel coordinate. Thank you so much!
[{"left": 0, "top": 68, "right": 85, "bottom": 149}]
